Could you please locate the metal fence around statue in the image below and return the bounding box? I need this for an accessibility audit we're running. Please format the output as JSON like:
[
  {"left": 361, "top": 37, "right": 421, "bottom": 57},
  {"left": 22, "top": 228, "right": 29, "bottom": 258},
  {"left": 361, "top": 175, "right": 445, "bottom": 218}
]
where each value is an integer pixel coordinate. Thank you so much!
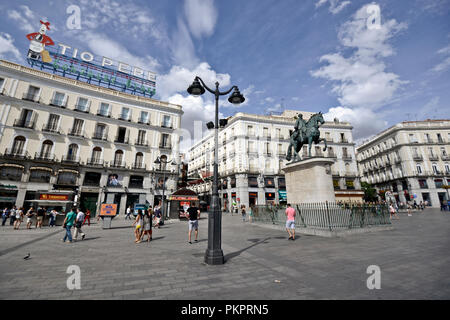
[{"left": 251, "top": 202, "right": 391, "bottom": 231}]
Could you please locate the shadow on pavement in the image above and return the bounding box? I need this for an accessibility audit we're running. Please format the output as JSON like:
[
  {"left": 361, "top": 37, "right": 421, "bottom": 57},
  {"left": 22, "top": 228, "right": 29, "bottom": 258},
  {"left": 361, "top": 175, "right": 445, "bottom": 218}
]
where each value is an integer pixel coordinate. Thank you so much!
[{"left": 224, "top": 237, "right": 272, "bottom": 263}]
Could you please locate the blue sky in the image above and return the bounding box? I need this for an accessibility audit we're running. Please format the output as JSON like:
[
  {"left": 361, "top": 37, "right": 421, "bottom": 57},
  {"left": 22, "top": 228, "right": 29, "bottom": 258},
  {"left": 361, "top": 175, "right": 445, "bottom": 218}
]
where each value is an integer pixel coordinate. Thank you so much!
[{"left": 0, "top": 0, "right": 449, "bottom": 144}]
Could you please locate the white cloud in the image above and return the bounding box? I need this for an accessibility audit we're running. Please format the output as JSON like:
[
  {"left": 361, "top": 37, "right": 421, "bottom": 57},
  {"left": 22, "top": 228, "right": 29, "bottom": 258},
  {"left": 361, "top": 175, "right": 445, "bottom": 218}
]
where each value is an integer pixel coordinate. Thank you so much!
[
  {"left": 311, "top": 4, "right": 407, "bottom": 110},
  {"left": 325, "top": 106, "right": 387, "bottom": 142},
  {"left": 315, "top": 0, "right": 351, "bottom": 14},
  {"left": 184, "top": 0, "right": 218, "bottom": 39},
  {"left": 432, "top": 45, "right": 450, "bottom": 73},
  {"left": 170, "top": 17, "right": 199, "bottom": 68},
  {"left": 80, "top": 32, "right": 160, "bottom": 72},
  {"left": 157, "top": 62, "right": 231, "bottom": 100},
  {"left": 7, "top": 5, "right": 36, "bottom": 33},
  {"left": 0, "top": 33, "right": 22, "bottom": 63},
  {"left": 265, "top": 97, "right": 275, "bottom": 103}
]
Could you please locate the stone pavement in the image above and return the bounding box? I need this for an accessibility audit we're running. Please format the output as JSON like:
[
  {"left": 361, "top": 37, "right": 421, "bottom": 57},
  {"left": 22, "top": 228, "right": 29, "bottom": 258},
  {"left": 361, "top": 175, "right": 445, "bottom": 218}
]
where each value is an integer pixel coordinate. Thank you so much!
[{"left": 0, "top": 209, "right": 449, "bottom": 300}]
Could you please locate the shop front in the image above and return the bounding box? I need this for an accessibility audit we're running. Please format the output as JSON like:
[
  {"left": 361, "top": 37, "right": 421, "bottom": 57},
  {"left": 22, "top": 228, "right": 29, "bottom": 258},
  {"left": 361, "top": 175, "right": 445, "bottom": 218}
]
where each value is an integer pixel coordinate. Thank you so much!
[
  {"left": 168, "top": 188, "right": 199, "bottom": 219},
  {"left": 0, "top": 184, "right": 18, "bottom": 208}
]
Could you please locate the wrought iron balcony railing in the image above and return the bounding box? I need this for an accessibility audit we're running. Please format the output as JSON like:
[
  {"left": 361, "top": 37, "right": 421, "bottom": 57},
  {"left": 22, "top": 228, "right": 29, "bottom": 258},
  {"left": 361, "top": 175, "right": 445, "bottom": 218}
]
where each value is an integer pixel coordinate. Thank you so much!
[
  {"left": 34, "top": 152, "right": 55, "bottom": 161},
  {"left": 42, "top": 124, "right": 63, "bottom": 134},
  {"left": 13, "top": 119, "right": 35, "bottom": 129},
  {"left": 49, "top": 99, "right": 67, "bottom": 108},
  {"left": 3, "top": 148, "right": 29, "bottom": 159},
  {"left": 22, "top": 93, "right": 39, "bottom": 102}
]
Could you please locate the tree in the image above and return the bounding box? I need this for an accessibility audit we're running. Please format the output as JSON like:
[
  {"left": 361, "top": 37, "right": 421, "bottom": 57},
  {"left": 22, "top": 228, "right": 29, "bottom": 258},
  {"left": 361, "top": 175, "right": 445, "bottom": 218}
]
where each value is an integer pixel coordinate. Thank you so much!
[{"left": 361, "top": 182, "right": 377, "bottom": 202}]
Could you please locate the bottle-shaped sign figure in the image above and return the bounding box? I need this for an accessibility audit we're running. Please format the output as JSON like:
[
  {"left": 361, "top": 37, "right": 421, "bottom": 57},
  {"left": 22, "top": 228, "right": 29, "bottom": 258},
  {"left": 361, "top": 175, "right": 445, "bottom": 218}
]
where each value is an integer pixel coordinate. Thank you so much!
[{"left": 26, "top": 20, "right": 54, "bottom": 63}]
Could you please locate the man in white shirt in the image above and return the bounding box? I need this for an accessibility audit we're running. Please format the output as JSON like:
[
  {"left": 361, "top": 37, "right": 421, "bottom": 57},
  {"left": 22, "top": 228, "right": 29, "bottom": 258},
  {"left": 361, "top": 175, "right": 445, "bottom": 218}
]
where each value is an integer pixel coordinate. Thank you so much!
[{"left": 74, "top": 208, "right": 86, "bottom": 240}]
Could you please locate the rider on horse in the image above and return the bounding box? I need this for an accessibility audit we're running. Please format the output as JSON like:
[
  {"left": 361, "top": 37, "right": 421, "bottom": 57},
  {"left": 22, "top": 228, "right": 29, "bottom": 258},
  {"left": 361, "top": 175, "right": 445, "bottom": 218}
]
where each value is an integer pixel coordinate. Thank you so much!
[{"left": 294, "top": 113, "right": 307, "bottom": 143}]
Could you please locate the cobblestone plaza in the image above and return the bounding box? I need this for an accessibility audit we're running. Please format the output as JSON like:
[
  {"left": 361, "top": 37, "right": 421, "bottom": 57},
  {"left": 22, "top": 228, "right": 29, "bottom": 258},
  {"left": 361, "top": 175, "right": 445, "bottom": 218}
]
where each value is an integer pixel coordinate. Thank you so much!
[{"left": 1, "top": 209, "right": 449, "bottom": 300}]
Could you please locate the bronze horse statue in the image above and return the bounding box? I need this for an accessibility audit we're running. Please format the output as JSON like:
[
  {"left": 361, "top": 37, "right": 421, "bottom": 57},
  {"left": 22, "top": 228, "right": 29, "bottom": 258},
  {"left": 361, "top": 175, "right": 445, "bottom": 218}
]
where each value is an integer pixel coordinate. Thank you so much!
[{"left": 286, "top": 112, "right": 327, "bottom": 161}]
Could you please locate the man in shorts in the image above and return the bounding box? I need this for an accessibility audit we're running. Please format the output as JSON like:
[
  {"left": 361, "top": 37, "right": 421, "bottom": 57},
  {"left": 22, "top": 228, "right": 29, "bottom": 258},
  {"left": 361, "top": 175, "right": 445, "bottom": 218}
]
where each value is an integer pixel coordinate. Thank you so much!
[
  {"left": 285, "top": 203, "right": 296, "bottom": 240},
  {"left": 36, "top": 206, "right": 46, "bottom": 228},
  {"left": 186, "top": 205, "right": 200, "bottom": 244}
]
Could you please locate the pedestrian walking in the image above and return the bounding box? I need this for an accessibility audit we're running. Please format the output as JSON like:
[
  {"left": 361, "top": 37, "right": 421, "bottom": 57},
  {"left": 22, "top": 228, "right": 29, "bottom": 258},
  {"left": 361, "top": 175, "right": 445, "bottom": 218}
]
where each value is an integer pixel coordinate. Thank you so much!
[
  {"left": 9, "top": 206, "right": 17, "bottom": 226},
  {"left": 26, "top": 208, "right": 34, "bottom": 229},
  {"left": 241, "top": 204, "right": 246, "bottom": 222},
  {"left": 132, "top": 209, "right": 143, "bottom": 243},
  {"left": 285, "top": 204, "right": 296, "bottom": 240},
  {"left": 154, "top": 204, "right": 162, "bottom": 228},
  {"left": 73, "top": 208, "right": 86, "bottom": 241},
  {"left": 83, "top": 209, "right": 91, "bottom": 226},
  {"left": 62, "top": 208, "right": 77, "bottom": 243},
  {"left": 407, "top": 203, "right": 412, "bottom": 216},
  {"left": 389, "top": 204, "right": 399, "bottom": 220},
  {"left": 249, "top": 204, "right": 254, "bottom": 223},
  {"left": 48, "top": 209, "right": 57, "bottom": 227},
  {"left": 141, "top": 209, "right": 152, "bottom": 243},
  {"left": 36, "top": 206, "right": 46, "bottom": 228},
  {"left": 186, "top": 205, "right": 200, "bottom": 244},
  {"left": 125, "top": 205, "right": 133, "bottom": 220},
  {"left": 1, "top": 208, "right": 9, "bottom": 226},
  {"left": 14, "top": 207, "right": 24, "bottom": 230}
]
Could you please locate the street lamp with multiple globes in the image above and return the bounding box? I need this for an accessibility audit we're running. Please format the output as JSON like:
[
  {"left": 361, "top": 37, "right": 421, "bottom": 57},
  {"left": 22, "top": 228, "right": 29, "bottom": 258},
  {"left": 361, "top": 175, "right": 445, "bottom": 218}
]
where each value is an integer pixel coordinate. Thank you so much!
[
  {"left": 154, "top": 156, "right": 177, "bottom": 223},
  {"left": 187, "top": 76, "right": 245, "bottom": 265}
]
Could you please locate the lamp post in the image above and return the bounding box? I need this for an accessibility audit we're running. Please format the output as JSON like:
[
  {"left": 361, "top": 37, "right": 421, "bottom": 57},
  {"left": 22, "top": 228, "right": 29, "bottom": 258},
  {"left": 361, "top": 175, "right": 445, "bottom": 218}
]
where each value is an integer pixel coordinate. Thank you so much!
[
  {"left": 154, "top": 156, "right": 177, "bottom": 223},
  {"left": 187, "top": 76, "right": 245, "bottom": 265}
]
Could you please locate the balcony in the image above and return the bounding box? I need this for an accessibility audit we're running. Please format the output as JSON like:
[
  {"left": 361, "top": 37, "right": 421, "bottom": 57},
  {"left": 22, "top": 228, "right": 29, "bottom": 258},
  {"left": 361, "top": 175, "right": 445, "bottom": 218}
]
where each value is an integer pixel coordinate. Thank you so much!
[
  {"left": 342, "top": 155, "right": 352, "bottom": 161},
  {"left": 22, "top": 93, "right": 39, "bottom": 103},
  {"left": 159, "top": 143, "right": 171, "bottom": 150},
  {"left": 138, "top": 117, "right": 150, "bottom": 125},
  {"left": 413, "top": 154, "right": 423, "bottom": 161},
  {"left": 42, "top": 124, "right": 63, "bottom": 135},
  {"left": 118, "top": 115, "right": 131, "bottom": 122},
  {"left": 327, "top": 152, "right": 337, "bottom": 158},
  {"left": 161, "top": 123, "right": 173, "bottom": 129},
  {"left": 129, "top": 182, "right": 143, "bottom": 189},
  {"left": 109, "top": 161, "right": 126, "bottom": 168},
  {"left": 49, "top": 98, "right": 67, "bottom": 108},
  {"left": 86, "top": 158, "right": 104, "bottom": 166},
  {"left": 92, "top": 132, "right": 108, "bottom": 141},
  {"left": 68, "top": 129, "right": 86, "bottom": 138},
  {"left": 61, "top": 155, "right": 80, "bottom": 164},
  {"left": 3, "top": 148, "right": 29, "bottom": 159},
  {"left": 135, "top": 139, "right": 148, "bottom": 147},
  {"left": 114, "top": 136, "right": 129, "bottom": 144},
  {"left": 13, "top": 119, "right": 35, "bottom": 129},
  {"left": 132, "top": 162, "right": 146, "bottom": 170},
  {"left": 74, "top": 104, "right": 90, "bottom": 113},
  {"left": 428, "top": 154, "right": 439, "bottom": 161},
  {"left": 441, "top": 154, "right": 450, "bottom": 161},
  {"left": 340, "top": 139, "right": 349, "bottom": 143},
  {"left": 97, "top": 110, "right": 111, "bottom": 118},
  {"left": 34, "top": 152, "right": 55, "bottom": 162}
]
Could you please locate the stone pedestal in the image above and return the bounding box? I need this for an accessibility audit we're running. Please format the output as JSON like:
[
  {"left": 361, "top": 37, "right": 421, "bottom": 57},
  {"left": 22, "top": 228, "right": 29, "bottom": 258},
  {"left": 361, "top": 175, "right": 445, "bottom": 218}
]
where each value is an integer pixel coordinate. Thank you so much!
[{"left": 282, "top": 157, "right": 335, "bottom": 203}]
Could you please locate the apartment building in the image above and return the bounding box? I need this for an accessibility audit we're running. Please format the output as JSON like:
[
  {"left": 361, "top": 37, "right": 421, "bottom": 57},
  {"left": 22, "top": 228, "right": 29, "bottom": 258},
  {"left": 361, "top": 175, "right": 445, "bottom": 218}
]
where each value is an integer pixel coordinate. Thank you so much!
[
  {"left": 356, "top": 120, "right": 450, "bottom": 207},
  {"left": 187, "top": 110, "right": 363, "bottom": 209},
  {"left": 0, "top": 59, "right": 183, "bottom": 215}
]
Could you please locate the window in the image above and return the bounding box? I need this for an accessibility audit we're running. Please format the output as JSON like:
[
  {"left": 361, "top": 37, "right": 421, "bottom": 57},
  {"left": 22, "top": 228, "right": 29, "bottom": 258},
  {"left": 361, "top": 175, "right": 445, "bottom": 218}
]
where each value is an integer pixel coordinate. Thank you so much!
[
  {"left": 98, "top": 103, "right": 110, "bottom": 117},
  {"left": 264, "top": 177, "right": 275, "bottom": 188},
  {"left": 51, "top": 92, "right": 66, "bottom": 107},
  {"left": 113, "top": 150, "right": 124, "bottom": 166},
  {"left": 340, "top": 133, "right": 346, "bottom": 142},
  {"left": 263, "top": 127, "right": 269, "bottom": 137},
  {"left": 416, "top": 163, "right": 422, "bottom": 174},
  {"left": 409, "top": 134, "right": 417, "bottom": 143},
  {"left": 57, "top": 171, "right": 77, "bottom": 185},
  {"left": 129, "top": 176, "right": 144, "bottom": 188},
  {"left": 76, "top": 97, "right": 90, "bottom": 112},
  {"left": 94, "top": 124, "right": 107, "bottom": 140},
  {"left": 445, "top": 163, "right": 450, "bottom": 173},
  {"left": 162, "top": 115, "right": 171, "bottom": 128},
  {"left": 139, "top": 111, "right": 149, "bottom": 124},
  {"left": 0, "top": 77, "right": 4, "bottom": 92},
  {"left": 29, "top": 169, "right": 51, "bottom": 183},
  {"left": 230, "top": 177, "right": 236, "bottom": 188},
  {"left": 66, "top": 144, "right": 78, "bottom": 161},
  {"left": 23, "top": 85, "right": 40, "bottom": 101},
  {"left": 137, "top": 130, "right": 146, "bottom": 146},
  {"left": 435, "top": 179, "right": 443, "bottom": 188},
  {"left": 134, "top": 152, "right": 144, "bottom": 168},
  {"left": 346, "top": 179, "right": 355, "bottom": 190},
  {"left": 17, "top": 109, "right": 34, "bottom": 128},
  {"left": 425, "top": 133, "right": 431, "bottom": 143},
  {"left": 276, "top": 128, "right": 281, "bottom": 139},
  {"left": 437, "top": 133, "right": 443, "bottom": 143},
  {"left": 120, "top": 107, "right": 130, "bottom": 120},
  {"left": 91, "top": 147, "right": 102, "bottom": 163},
  {"left": 45, "top": 114, "right": 60, "bottom": 132},
  {"left": 39, "top": 140, "right": 53, "bottom": 158},
  {"left": 441, "top": 147, "right": 447, "bottom": 156},
  {"left": 11, "top": 136, "right": 26, "bottom": 155},
  {"left": 333, "top": 179, "right": 340, "bottom": 190},
  {"left": 70, "top": 119, "right": 84, "bottom": 136},
  {"left": 83, "top": 172, "right": 101, "bottom": 186},
  {"left": 248, "top": 176, "right": 258, "bottom": 187},
  {"left": 115, "top": 127, "right": 128, "bottom": 143},
  {"left": 432, "top": 163, "right": 439, "bottom": 174},
  {"left": 0, "top": 166, "right": 23, "bottom": 181},
  {"left": 418, "top": 179, "right": 428, "bottom": 189},
  {"left": 248, "top": 125, "right": 254, "bottom": 136},
  {"left": 278, "top": 178, "right": 286, "bottom": 189},
  {"left": 160, "top": 133, "right": 170, "bottom": 148}
]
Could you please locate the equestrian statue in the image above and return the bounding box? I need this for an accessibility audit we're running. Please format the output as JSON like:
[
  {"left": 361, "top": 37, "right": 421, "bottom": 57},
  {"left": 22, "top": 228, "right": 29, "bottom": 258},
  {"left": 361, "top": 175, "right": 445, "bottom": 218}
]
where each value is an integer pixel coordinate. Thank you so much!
[{"left": 286, "top": 112, "right": 328, "bottom": 162}]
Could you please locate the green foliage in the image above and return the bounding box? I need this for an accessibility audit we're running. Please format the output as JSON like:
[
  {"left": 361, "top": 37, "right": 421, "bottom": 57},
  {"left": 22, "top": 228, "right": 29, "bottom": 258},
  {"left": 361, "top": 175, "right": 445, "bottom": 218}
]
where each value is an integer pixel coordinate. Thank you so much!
[{"left": 361, "top": 182, "right": 377, "bottom": 202}]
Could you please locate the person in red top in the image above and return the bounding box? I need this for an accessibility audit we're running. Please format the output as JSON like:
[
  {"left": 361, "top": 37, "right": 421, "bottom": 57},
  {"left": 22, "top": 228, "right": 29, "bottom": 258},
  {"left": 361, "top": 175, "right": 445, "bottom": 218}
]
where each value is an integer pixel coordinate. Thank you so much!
[
  {"left": 285, "top": 204, "right": 296, "bottom": 240},
  {"left": 83, "top": 209, "right": 91, "bottom": 226}
]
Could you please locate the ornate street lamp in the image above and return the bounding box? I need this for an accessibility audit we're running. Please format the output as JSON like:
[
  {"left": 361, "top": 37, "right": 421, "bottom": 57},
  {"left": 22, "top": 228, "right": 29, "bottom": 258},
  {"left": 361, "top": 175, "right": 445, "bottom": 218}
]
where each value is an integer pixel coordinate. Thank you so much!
[
  {"left": 187, "top": 76, "right": 245, "bottom": 265},
  {"left": 154, "top": 156, "right": 177, "bottom": 223}
]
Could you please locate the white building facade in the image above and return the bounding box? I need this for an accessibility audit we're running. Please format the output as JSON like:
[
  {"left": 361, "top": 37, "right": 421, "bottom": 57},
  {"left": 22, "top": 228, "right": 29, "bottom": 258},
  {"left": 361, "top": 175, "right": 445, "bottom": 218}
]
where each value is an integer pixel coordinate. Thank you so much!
[
  {"left": 0, "top": 59, "right": 183, "bottom": 215},
  {"left": 356, "top": 120, "right": 450, "bottom": 208},
  {"left": 187, "top": 110, "right": 363, "bottom": 209}
]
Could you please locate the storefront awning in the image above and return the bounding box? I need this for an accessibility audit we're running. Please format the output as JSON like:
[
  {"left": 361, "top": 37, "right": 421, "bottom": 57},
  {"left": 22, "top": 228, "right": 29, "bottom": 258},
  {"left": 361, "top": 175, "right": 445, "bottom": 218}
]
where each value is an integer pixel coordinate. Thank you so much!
[
  {"left": 58, "top": 169, "right": 79, "bottom": 174},
  {"left": 27, "top": 200, "right": 73, "bottom": 204},
  {"left": 30, "top": 166, "right": 53, "bottom": 172},
  {"left": 0, "top": 163, "right": 24, "bottom": 169}
]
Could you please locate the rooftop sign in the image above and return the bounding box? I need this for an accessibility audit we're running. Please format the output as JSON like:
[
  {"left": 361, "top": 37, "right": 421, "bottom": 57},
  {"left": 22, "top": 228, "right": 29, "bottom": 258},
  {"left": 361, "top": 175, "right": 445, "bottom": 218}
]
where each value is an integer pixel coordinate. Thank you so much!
[{"left": 25, "top": 20, "right": 156, "bottom": 97}]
